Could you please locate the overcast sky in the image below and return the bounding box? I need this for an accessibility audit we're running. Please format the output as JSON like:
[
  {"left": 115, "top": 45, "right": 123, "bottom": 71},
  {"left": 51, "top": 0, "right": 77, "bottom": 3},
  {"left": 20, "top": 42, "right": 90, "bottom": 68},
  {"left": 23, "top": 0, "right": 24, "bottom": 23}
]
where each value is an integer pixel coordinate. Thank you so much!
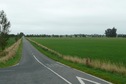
[{"left": 0, "top": 0, "right": 126, "bottom": 35}]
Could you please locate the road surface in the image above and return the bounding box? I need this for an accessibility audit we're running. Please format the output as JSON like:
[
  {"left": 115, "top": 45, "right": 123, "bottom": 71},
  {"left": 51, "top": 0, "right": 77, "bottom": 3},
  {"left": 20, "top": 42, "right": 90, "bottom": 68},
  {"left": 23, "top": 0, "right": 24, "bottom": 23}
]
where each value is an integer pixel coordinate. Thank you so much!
[{"left": 0, "top": 38, "right": 112, "bottom": 84}]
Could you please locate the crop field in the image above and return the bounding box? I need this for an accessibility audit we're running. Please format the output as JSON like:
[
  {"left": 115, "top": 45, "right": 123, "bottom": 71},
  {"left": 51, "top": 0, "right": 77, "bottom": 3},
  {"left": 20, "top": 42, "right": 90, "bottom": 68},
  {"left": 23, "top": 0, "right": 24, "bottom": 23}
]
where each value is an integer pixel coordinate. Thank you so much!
[
  {"left": 29, "top": 37, "right": 126, "bottom": 83},
  {"left": 30, "top": 37, "right": 126, "bottom": 65}
]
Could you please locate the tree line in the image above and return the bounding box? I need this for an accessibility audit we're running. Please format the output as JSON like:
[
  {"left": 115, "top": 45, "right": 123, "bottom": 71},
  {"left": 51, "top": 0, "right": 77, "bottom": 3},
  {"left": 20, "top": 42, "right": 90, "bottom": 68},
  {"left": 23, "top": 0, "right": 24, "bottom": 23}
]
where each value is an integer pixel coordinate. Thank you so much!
[
  {"left": 26, "top": 27, "right": 126, "bottom": 38},
  {"left": 105, "top": 27, "right": 126, "bottom": 37},
  {"left": 26, "top": 34, "right": 105, "bottom": 38}
]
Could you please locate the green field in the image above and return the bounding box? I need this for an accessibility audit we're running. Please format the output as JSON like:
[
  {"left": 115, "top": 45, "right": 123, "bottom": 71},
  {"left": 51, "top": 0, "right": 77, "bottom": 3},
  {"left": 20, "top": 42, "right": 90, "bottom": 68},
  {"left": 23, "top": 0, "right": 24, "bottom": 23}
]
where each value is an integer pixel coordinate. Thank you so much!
[
  {"left": 29, "top": 37, "right": 126, "bottom": 84},
  {"left": 30, "top": 37, "right": 126, "bottom": 65}
]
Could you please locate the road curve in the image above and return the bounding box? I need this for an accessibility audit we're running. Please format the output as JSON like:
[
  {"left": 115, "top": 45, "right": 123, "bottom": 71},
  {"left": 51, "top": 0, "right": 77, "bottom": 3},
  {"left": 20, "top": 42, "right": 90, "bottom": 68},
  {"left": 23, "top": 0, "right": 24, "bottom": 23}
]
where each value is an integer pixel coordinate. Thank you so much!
[{"left": 0, "top": 38, "right": 112, "bottom": 84}]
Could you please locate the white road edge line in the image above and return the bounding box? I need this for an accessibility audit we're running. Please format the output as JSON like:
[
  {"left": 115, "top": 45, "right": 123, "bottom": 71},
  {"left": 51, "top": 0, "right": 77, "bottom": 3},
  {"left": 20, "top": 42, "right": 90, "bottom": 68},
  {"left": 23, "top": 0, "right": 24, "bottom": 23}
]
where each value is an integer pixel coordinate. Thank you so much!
[
  {"left": 33, "top": 54, "right": 72, "bottom": 84},
  {"left": 57, "top": 62, "right": 112, "bottom": 84}
]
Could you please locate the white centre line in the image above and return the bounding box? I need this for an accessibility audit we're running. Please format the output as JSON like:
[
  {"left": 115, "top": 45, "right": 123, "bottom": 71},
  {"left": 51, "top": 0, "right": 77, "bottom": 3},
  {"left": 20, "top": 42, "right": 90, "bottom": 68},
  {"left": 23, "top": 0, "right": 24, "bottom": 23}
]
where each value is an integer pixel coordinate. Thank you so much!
[{"left": 33, "top": 54, "right": 72, "bottom": 84}]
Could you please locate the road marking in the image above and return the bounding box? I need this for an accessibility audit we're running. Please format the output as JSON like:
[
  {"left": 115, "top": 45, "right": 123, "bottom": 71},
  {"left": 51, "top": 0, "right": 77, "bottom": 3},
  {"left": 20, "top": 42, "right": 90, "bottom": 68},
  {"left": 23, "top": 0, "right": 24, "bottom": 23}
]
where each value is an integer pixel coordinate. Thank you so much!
[
  {"left": 74, "top": 69, "right": 112, "bottom": 84},
  {"left": 33, "top": 54, "right": 72, "bottom": 84},
  {"left": 76, "top": 76, "right": 101, "bottom": 84}
]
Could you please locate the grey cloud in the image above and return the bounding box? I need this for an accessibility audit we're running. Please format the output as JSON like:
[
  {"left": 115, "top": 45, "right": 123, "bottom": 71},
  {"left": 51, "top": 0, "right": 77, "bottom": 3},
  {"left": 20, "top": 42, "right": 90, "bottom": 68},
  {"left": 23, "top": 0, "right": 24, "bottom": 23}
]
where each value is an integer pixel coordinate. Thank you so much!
[{"left": 0, "top": 0, "right": 126, "bottom": 34}]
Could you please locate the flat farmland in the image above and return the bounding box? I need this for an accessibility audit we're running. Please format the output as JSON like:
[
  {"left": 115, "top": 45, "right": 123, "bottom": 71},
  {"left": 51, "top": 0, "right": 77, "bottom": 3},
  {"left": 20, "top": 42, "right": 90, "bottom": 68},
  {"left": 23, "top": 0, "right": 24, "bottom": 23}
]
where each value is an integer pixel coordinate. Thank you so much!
[
  {"left": 29, "top": 37, "right": 126, "bottom": 83},
  {"left": 31, "top": 37, "right": 126, "bottom": 65}
]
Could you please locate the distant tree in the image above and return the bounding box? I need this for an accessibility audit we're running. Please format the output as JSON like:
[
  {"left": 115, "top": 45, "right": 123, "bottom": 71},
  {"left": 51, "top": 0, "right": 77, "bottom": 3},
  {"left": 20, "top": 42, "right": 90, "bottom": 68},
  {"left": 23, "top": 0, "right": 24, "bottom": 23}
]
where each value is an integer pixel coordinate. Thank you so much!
[
  {"left": 0, "top": 10, "right": 11, "bottom": 50},
  {"left": 65, "top": 35, "right": 68, "bottom": 37},
  {"left": 74, "top": 34, "right": 78, "bottom": 37},
  {"left": 9, "top": 34, "right": 16, "bottom": 37},
  {"left": 111, "top": 27, "right": 117, "bottom": 37},
  {"left": 19, "top": 32, "right": 24, "bottom": 37},
  {"left": 105, "top": 28, "right": 111, "bottom": 37},
  {"left": 105, "top": 27, "right": 117, "bottom": 37},
  {"left": 118, "top": 34, "right": 126, "bottom": 38},
  {"left": 15, "top": 32, "right": 24, "bottom": 42},
  {"left": 82, "top": 34, "right": 86, "bottom": 37}
]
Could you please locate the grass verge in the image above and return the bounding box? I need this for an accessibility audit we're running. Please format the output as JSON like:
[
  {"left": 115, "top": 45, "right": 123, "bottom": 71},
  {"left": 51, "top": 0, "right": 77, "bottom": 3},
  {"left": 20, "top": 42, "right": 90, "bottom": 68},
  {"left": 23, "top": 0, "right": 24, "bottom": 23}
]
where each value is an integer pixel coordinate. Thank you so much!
[
  {"left": 0, "top": 37, "right": 16, "bottom": 52},
  {"left": 29, "top": 39, "right": 126, "bottom": 84},
  {"left": 0, "top": 39, "right": 22, "bottom": 68}
]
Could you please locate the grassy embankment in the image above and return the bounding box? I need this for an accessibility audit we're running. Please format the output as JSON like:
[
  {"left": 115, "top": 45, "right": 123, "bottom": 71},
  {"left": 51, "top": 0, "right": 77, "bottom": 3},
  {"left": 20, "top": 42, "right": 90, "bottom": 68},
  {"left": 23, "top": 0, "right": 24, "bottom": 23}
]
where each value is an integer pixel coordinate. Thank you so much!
[
  {"left": 0, "top": 38, "right": 22, "bottom": 68},
  {"left": 28, "top": 37, "right": 126, "bottom": 84}
]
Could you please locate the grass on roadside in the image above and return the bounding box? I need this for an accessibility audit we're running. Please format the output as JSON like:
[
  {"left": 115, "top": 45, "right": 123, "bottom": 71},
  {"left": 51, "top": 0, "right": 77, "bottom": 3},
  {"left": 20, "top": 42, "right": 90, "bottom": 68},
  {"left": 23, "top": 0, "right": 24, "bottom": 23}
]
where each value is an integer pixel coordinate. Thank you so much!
[
  {"left": 0, "top": 37, "right": 16, "bottom": 51},
  {"left": 0, "top": 40, "right": 22, "bottom": 68},
  {"left": 29, "top": 39, "right": 126, "bottom": 84}
]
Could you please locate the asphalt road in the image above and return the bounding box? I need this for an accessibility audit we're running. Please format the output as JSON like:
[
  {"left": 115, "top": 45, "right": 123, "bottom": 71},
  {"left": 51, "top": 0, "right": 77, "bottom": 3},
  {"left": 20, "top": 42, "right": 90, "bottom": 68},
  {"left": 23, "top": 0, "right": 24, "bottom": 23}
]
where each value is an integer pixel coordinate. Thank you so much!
[{"left": 0, "top": 38, "right": 112, "bottom": 84}]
